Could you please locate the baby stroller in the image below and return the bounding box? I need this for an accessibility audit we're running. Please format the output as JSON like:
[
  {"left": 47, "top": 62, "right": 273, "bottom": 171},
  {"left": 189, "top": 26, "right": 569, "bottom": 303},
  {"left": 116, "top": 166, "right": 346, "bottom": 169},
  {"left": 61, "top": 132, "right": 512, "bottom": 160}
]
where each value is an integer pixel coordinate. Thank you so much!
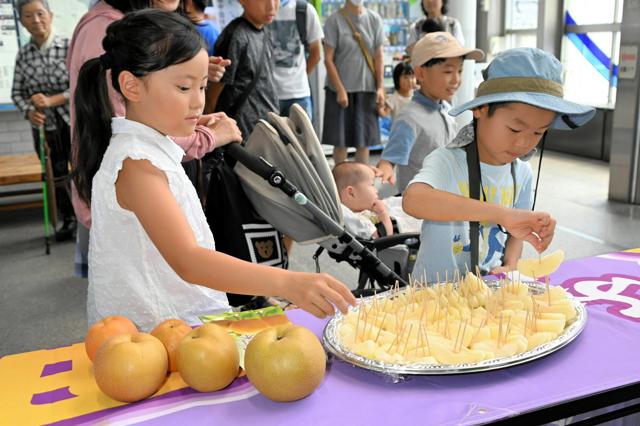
[{"left": 225, "top": 104, "right": 420, "bottom": 296}]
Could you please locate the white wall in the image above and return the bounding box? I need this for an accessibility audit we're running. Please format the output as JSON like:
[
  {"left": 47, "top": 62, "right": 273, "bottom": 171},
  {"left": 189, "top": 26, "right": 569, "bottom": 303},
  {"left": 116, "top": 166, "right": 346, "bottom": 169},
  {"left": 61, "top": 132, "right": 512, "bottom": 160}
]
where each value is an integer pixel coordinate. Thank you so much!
[
  {"left": 447, "top": 0, "right": 478, "bottom": 127},
  {"left": 0, "top": 110, "right": 33, "bottom": 155}
]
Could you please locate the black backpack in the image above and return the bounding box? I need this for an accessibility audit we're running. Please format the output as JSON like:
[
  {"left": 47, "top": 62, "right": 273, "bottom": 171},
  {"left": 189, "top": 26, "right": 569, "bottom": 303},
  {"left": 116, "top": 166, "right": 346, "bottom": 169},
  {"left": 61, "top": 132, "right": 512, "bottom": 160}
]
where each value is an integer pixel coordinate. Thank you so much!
[{"left": 295, "top": 0, "right": 309, "bottom": 57}]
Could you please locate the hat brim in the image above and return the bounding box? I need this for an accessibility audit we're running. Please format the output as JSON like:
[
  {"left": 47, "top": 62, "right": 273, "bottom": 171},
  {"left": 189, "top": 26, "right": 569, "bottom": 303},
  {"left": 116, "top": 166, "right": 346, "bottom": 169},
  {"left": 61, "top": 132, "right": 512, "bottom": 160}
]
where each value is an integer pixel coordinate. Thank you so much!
[
  {"left": 449, "top": 92, "right": 596, "bottom": 130},
  {"left": 412, "top": 48, "right": 485, "bottom": 68},
  {"left": 447, "top": 48, "right": 485, "bottom": 62}
]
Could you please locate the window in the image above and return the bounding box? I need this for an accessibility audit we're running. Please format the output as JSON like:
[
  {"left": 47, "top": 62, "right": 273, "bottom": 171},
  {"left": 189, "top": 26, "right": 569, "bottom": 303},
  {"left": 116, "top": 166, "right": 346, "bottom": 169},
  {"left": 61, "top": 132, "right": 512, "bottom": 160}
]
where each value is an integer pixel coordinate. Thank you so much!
[
  {"left": 562, "top": 0, "right": 624, "bottom": 107},
  {"left": 504, "top": 0, "right": 538, "bottom": 49}
]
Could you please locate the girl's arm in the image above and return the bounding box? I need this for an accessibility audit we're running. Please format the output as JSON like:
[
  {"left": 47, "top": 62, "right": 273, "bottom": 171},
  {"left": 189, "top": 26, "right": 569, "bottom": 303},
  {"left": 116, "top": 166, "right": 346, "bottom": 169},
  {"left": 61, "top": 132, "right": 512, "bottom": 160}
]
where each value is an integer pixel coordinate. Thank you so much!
[
  {"left": 171, "top": 126, "right": 214, "bottom": 162},
  {"left": 403, "top": 182, "right": 556, "bottom": 252},
  {"left": 116, "top": 158, "right": 356, "bottom": 318}
]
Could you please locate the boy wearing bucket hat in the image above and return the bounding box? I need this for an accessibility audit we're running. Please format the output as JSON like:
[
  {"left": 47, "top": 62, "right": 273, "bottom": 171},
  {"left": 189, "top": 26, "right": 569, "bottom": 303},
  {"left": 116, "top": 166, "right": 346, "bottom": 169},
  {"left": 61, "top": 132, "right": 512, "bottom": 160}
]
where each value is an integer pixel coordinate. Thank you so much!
[
  {"left": 377, "top": 32, "right": 484, "bottom": 193},
  {"left": 404, "top": 47, "right": 595, "bottom": 282}
]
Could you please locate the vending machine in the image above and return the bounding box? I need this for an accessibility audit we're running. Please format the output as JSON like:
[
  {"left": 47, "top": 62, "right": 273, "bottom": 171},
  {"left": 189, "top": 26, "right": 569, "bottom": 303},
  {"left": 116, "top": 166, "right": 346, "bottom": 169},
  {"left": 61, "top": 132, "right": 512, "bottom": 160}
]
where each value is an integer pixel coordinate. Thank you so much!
[
  {"left": 318, "top": 0, "right": 412, "bottom": 88},
  {"left": 311, "top": 0, "right": 413, "bottom": 146}
]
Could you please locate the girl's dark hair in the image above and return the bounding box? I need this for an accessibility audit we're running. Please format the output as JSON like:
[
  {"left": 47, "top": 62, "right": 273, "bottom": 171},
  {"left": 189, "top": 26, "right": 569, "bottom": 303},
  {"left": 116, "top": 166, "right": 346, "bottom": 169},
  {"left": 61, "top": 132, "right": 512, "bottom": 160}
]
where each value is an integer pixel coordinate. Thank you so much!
[
  {"left": 392, "top": 62, "right": 414, "bottom": 90},
  {"left": 103, "top": 0, "right": 185, "bottom": 14},
  {"left": 191, "top": 0, "right": 207, "bottom": 13},
  {"left": 421, "top": 0, "right": 448, "bottom": 16},
  {"left": 421, "top": 17, "right": 445, "bottom": 34},
  {"left": 73, "top": 9, "right": 205, "bottom": 203}
]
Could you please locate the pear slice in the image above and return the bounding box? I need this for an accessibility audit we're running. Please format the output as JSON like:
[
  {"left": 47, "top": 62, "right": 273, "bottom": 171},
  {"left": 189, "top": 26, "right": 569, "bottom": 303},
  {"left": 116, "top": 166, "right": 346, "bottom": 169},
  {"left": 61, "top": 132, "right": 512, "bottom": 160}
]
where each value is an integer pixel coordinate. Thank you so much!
[{"left": 517, "top": 249, "right": 565, "bottom": 277}]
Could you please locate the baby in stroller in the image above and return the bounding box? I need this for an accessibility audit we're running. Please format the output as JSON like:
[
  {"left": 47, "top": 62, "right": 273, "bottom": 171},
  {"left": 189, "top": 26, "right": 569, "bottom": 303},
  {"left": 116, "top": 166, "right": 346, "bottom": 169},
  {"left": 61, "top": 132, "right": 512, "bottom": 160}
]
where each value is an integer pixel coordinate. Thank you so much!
[
  {"left": 332, "top": 161, "right": 393, "bottom": 239},
  {"left": 229, "top": 104, "right": 420, "bottom": 297}
]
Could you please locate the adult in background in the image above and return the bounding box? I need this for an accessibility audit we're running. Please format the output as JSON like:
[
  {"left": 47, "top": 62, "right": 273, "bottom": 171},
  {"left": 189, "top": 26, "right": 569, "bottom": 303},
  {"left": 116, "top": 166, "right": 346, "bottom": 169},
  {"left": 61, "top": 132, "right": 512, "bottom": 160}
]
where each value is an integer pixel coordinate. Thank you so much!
[
  {"left": 323, "top": 0, "right": 385, "bottom": 165},
  {"left": 67, "top": 0, "right": 239, "bottom": 277},
  {"left": 11, "top": 0, "right": 76, "bottom": 241},
  {"left": 271, "top": 0, "right": 323, "bottom": 119},
  {"left": 406, "top": 0, "right": 464, "bottom": 55}
]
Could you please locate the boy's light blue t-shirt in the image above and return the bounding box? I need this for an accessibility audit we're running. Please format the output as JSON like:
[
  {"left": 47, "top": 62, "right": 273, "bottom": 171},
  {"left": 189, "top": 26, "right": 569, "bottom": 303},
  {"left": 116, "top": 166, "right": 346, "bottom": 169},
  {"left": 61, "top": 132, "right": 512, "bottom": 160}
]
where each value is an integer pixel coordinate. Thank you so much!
[{"left": 409, "top": 146, "right": 534, "bottom": 282}]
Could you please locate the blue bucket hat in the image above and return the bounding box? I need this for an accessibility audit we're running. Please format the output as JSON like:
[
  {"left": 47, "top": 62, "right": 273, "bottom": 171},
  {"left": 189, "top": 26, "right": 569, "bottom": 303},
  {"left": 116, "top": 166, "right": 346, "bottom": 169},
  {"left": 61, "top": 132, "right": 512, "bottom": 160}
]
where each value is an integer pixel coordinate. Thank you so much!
[{"left": 449, "top": 48, "right": 595, "bottom": 130}]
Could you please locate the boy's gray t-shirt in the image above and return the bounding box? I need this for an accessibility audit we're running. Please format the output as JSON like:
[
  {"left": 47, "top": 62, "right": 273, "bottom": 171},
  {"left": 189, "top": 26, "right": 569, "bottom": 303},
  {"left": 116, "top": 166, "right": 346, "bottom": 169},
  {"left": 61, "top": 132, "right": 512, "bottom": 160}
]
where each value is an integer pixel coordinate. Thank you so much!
[
  {"left": 215, "top": 18, "right": 279, "bottom": 139},
  {"left": 380, "top": 92, "right": 456, "bottom": 193},
  {"left": 409, "top": 146, "right": 534, "bottom": 282},
  {"left": 323, "top": 8, "right": 384, "bottom": 93}
]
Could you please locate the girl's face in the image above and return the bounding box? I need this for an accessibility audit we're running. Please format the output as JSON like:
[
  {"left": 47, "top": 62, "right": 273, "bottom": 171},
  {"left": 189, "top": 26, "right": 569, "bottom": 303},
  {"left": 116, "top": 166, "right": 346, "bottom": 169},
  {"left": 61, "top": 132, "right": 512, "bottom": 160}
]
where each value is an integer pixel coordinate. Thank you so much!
[
  {"left": 423, "top": 0, "right": 443, "bottom": 15},
  {"left": 152, "top": 0, "right": 181, "bottom": 12},
  {"left": 416, "top": 57, "right": 463, "bottom": 101},
  {"left": 134, "top": 49, "right": 209, "bottom": 137},
  {"left": 398, "top": 73, "right": 416, "bottom": 93},
  {"left": 19, "top": 1, "right": 52, "bottom": 41},
  {"left": 473, "top": 103, "right": 556, "bottom": 165}
]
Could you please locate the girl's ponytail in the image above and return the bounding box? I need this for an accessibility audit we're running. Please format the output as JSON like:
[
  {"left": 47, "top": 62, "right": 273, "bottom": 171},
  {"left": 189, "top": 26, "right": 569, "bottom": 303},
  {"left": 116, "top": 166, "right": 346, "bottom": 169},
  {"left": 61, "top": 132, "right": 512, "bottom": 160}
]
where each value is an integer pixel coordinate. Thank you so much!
[
  {"left": 72, "top": 9, "right": 204, "bottom": 204},
  {"left": 73, "top": 57, "right": 114, "bottom": 204}
]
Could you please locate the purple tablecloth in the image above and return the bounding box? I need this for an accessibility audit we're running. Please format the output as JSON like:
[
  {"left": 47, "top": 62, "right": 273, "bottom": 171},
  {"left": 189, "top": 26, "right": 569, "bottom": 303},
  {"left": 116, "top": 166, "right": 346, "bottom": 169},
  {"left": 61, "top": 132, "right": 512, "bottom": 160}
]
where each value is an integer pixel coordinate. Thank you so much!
[{"left": 58, "top": 251, "right": 640, "bottom": 425}]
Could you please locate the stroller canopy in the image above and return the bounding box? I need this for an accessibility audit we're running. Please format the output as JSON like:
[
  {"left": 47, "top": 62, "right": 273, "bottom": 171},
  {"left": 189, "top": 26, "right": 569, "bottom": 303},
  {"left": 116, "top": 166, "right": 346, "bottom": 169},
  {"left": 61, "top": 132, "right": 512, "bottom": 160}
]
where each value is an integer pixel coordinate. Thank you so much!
[{"left": 234, "top": 104, "right": 343, "bottom": 245}]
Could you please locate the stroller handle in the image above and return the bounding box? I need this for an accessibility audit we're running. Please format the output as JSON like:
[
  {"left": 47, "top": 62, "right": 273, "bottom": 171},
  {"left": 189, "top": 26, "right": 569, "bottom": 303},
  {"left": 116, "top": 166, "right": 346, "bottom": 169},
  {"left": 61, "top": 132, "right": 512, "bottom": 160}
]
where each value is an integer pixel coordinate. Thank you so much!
[{"left": 225, "top": 143, "right": 274, "bottom": 180}]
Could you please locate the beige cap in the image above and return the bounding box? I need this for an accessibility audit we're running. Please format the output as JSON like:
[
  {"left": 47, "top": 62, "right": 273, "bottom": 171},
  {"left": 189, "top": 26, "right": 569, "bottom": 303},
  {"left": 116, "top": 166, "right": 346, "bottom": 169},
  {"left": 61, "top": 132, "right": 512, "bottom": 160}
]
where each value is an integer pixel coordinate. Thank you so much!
[{"left": 411, "top": 31, "right": 484, "bottom": 68}]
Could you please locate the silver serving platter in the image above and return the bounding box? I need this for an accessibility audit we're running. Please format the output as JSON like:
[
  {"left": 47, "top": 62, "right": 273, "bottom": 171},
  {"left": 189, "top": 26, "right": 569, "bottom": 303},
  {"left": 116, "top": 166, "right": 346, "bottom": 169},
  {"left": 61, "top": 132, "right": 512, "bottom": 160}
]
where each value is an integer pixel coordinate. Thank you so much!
[{"left": 323, "top": 281, "right": 587, "bottom": 375}]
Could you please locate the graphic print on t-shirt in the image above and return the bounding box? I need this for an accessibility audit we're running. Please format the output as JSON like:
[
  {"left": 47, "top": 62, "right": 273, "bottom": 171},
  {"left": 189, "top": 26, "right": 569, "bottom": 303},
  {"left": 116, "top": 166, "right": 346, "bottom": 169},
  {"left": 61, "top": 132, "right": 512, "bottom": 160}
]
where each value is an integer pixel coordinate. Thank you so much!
[
  {"left": 456, "top": 179, "right": 516, "bottom": 269},
  {"left": 271, "top": 20, "right": 301, "bottom": 68}
]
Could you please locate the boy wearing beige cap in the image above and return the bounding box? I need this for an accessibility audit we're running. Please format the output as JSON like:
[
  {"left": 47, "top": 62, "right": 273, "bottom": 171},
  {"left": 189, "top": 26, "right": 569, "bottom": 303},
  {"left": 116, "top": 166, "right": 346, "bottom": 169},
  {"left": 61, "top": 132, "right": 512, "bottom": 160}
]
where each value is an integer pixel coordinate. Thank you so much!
[{"left": 377, "top": 32, "right": 483, "bottom": 193}]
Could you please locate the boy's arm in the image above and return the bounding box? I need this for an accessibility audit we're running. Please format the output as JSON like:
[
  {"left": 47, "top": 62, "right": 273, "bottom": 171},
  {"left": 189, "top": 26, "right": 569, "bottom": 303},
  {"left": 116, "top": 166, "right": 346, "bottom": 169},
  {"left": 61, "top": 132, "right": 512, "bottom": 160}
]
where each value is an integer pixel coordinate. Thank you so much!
[
  {"left": 403, "top": 182, "right": 555, "bottom": 252},
  {"left": 491, "top": 235, "right": 522, "bottom": 274},
  {"left": 306, "top": 40, "right": 322, "bottom": 75},
  {"left": 306, "top": 4, "right": 324, "bottom": 75},
  {"left": 377, "top": 119, "right": 416, "bottom": 185}
]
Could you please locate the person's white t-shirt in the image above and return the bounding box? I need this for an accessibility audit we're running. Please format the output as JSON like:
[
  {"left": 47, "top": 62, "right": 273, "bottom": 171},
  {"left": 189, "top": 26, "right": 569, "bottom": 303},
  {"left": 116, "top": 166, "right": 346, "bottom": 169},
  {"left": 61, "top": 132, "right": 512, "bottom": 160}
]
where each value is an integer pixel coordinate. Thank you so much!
[
  {"left": 341, "top": 204, "right": 377, "bottom": 239},
  {"left": 88, "top": 118, "right": 230, "bottom": 331},
  {"left": 271, "top": 0, "right": 323, "bottom": 100}
]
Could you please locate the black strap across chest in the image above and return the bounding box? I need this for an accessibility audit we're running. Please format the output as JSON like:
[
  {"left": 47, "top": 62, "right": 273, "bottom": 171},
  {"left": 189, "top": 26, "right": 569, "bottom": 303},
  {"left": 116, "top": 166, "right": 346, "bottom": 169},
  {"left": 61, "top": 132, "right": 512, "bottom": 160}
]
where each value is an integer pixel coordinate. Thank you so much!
[{"left": 464, "top": 124, "right": 516, "bottom": 273}]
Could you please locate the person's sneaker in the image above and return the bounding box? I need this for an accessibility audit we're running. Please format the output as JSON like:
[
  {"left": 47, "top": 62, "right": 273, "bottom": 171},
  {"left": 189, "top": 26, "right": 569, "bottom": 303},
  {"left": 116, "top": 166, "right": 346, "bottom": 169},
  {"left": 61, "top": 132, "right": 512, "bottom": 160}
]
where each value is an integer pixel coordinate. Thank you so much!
[{"left": 55, "top": 219, "right": 77, "bottom": 242}]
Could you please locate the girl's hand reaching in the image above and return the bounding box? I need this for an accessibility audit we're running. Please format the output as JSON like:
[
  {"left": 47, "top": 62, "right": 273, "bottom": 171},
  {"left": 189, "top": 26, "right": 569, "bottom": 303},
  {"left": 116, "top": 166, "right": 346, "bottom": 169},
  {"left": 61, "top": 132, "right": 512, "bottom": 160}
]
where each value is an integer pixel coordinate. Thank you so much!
[
  {"left": 200, "top": 112, "right": 242, "bottom": 147},
  {"left": 280, "top": 272, "right": 356, "bottom": 319}
]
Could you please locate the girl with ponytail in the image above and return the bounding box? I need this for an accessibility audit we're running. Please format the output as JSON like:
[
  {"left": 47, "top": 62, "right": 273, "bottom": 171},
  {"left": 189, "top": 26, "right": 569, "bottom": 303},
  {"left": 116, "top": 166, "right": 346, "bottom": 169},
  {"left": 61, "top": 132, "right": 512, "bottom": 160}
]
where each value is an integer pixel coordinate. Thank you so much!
[
  {"left": 74, "top": 9, "right": 355, "bottom": 331},
  {"left": 67, "top": 0, "right": 237, "bottom": 279}
]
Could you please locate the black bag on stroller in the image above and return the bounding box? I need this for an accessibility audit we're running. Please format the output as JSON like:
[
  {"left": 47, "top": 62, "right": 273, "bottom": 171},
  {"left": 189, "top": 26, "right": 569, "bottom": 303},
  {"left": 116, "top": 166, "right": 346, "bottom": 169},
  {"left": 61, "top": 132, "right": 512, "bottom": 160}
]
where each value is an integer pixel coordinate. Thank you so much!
[{"left": 204, "top": 150, "right": 288, "bottom": 307}]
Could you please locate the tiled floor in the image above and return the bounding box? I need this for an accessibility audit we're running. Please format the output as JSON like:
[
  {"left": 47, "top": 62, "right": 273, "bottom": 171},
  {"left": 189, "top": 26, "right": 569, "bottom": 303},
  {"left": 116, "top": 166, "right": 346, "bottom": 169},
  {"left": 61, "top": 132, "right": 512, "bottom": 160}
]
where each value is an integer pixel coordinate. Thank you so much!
[{"left": 1, "top": 150, "right": 639, "bottom": 356}]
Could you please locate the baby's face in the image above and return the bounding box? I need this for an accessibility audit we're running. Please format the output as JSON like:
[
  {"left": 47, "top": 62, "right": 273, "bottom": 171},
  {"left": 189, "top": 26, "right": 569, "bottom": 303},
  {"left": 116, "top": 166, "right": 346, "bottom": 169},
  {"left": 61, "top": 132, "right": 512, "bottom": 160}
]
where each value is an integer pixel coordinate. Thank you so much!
[{"left": 351, "top": 168, "right": 379, "bottom": 211}]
